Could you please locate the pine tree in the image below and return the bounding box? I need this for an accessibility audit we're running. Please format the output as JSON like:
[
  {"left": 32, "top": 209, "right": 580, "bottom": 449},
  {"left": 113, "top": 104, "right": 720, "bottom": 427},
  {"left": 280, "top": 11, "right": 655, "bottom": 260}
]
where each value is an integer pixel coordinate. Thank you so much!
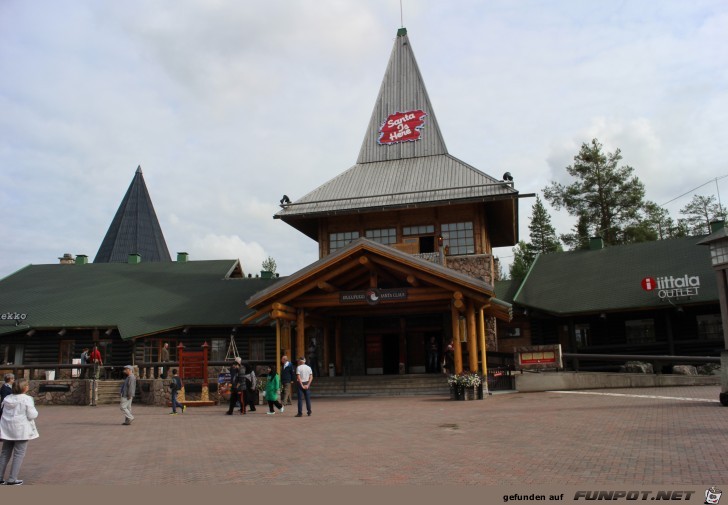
[
  {"left": 679, "top": 194, "right": 726, "bottom": 236},
  {"left": 509, "top": 241, "right": 533, "bottom": 279},
  {"left": 544, "top": 138, "right": 647, "bottom": 247},
  {"left": 526, "top": 196, "right": 561, "bottom": 257}
]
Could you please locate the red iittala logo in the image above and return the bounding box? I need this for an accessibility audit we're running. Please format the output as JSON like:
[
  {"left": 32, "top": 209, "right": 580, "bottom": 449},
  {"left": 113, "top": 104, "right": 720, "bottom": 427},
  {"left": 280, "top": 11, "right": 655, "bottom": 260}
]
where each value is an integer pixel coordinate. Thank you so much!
[
  {"left": 641, "top": 277, "right": 656, "bottom": 291},
  {"left": 378, "top": 110, "right": 426, "bottom": 145}
]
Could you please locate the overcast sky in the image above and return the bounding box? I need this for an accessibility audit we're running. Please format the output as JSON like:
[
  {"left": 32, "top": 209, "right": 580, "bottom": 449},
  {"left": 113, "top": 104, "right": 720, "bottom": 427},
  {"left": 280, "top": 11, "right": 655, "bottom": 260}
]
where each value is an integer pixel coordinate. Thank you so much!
[{"left": 1, "top": 1, "right": 727, "bottom": 279}]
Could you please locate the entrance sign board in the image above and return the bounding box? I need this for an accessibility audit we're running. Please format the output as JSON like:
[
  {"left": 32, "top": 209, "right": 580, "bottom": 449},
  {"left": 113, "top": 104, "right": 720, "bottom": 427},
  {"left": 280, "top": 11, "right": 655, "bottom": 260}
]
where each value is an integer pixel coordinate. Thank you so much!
[
  {"left": 340, "top": 288, "right": 409, "bottom": 305},
  {"left": 377, "top": 110, "right": 426, "bottom": 145}
]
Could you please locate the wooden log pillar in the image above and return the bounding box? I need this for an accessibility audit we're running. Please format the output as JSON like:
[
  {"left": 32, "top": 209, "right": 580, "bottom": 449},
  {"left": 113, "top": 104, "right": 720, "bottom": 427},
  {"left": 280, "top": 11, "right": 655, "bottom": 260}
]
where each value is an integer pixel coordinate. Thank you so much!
[
  {"left": 282, "top": 322, "right": 292, "bottom": 363},
  {"left": 478, "top": 307, "right": 488, "bottom": 378},
  {"left": 467, "top": 302, "right": 478, "bottom": 373},
  {"left": 296, "top": 309, "right": 305, "bottom": 361},
  {"left": 275, "top": 319, "right": 281, "bottom": 375},
  {"left": 451, "top": 302, "right": 463, "bottom": 374},
  {"left": 323, "top": 324, "right": 330, "bottom": 376},
  {"left": 335, "top": 319, "right": 343, "bottom": 375}
]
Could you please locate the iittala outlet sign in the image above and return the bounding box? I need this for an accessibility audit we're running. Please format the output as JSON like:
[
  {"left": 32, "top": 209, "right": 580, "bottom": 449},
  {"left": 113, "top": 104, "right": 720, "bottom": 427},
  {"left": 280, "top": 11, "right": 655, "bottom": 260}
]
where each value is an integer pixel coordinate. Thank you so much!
[
  {"left": 641, "top": 274, "right": 701, "bottom": 299},
  {"left": 377, "top": 110, "right": 426, "bottom": 145}
]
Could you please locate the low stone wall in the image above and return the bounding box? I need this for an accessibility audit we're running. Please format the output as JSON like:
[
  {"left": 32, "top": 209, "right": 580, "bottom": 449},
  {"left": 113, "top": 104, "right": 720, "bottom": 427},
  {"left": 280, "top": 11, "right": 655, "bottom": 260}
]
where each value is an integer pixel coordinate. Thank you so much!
[
  {"left": 28, "top": 380, "right": 91, "bottom": 406},
  {"left": 137, "top": 379, "right": 222, "bottom": 406},
  {"left": 515, "top": 371, "right": 721, "bottom": 392}
]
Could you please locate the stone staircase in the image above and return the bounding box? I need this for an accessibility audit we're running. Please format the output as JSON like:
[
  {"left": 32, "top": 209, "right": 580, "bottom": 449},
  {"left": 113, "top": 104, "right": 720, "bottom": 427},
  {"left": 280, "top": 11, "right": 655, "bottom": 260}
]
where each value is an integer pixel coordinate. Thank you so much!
[{"left": 307, "top": 374, "right": 450, "bottom": 397}]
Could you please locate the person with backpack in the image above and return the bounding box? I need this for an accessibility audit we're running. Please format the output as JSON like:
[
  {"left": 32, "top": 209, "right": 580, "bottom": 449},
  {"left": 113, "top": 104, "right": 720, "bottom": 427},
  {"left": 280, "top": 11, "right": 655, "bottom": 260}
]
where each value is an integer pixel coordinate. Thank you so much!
[
  {"left": 241, "top": 365, "right": 257, "bottom": 413},
  {"left": 168, "top": 369, "right": 186, "bottom": 415},
  {"left": 263, "top": 366, "right": 284, "bottom": 415},
  {"left": 226, "top": 358, "right": 244, "bottom": 415}
]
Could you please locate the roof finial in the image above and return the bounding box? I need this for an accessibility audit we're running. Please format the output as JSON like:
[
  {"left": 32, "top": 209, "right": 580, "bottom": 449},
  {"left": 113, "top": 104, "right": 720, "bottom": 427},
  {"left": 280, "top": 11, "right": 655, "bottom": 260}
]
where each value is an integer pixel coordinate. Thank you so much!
[
  {"left": 136, "top": 165, "right": 142, "bottom": 174},
  {"left": 400, "top": 0, "right": 403, "bottom": 28}
]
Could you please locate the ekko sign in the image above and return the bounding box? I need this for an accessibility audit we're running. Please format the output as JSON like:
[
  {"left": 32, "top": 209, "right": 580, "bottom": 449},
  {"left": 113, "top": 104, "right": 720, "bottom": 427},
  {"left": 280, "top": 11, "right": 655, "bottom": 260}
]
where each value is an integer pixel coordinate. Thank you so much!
[
  {"left": 377, "top": 110, "right": 426, "bottom": 145},
  {"left": 641, "top": 274, "right": 700, "bottom": 299}
]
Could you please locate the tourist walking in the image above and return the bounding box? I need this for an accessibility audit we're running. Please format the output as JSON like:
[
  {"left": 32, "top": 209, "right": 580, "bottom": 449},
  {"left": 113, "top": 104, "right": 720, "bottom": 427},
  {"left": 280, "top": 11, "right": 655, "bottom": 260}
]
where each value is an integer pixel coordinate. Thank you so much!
[
  {"left": 0, "top": 377, "right": 39, "bottom": 485},
  {"left": 280, "top": 355, "right": 294, "bottom": 406},
  {"left": 120, "top": 365, "right": 136, "bottom": 425},
  {"left": 0, "top": 373, "right": 14, "bottom": 418},
  {"left": 226, "top": 358, "right": 243, "bottom": 415},
  {"left": 242, "top": 365, "right": 257, "bottom": 412},
  {"left": 264, "top": 366, "right": 284, "bottom": 415},
  {"left": 168, "top": 369, "right": 186, "bottom": 415},
  {"left": 295, "top": 357, "right": 313, "bottom": 417}
]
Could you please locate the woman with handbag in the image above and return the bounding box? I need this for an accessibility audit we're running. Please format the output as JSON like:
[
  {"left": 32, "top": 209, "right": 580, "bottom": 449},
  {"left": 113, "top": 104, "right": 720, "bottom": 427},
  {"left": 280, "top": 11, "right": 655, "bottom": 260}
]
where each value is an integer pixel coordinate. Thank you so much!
[{"left": 0, "top": 377, "right": 39, "bottom": 485}]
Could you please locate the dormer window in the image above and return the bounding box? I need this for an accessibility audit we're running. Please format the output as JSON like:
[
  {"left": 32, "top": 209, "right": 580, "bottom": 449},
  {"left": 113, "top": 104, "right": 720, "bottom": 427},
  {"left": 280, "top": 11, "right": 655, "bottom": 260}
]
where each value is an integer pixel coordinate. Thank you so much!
[
  {"left": 330, "top": 231, "right": 360, "bottom": 253},
  {"left": 365, "top": 228, "right": 397, "bottom": 246}
]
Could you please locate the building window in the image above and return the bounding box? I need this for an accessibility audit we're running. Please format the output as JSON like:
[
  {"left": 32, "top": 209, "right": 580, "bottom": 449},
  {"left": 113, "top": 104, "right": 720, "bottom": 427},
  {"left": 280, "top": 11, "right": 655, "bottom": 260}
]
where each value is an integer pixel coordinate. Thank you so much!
[
  {"left": 365, "top": 228, "right": 397, "bottom": 245},
  {"left": 143, "top": 339, "right": 177, "bottom": 362},
  {"left": 249, "top": 337, "right": 266, "bottom": 361},
  {"left": 575, "top": 324, "right": 590, "bottom": 348},
  {"left": 441, "top": 222, "right": 475, "bottom": 255},
  {"left": 329, "top": 231, "right": 360, "bottom": 253},
  {"left": 625, "top": 319, "right": 655, "bottom": 344},
  {"left": 697, "top": 314, "right": 722, "bottom": 340},
  {"left": 403, "top": 225, "right": 436, "bottom": 253},
  {"left": 210, "top": 338, "right": 226, "bottom": 361},
  {"left": 1, "top": 344, "right": 24, "bottom": 365}
]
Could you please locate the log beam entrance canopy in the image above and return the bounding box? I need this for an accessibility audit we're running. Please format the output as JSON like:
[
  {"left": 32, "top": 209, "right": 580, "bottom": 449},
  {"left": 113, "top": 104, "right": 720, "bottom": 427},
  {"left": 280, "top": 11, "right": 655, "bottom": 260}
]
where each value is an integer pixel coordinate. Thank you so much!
[{"left": 244, "top": 238, "right": 511, "bottom": 326}]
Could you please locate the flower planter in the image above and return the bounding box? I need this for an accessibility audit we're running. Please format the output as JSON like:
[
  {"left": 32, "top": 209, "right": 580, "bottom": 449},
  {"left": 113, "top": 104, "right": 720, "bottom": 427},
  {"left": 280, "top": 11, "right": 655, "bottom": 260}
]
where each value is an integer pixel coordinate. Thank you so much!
[{"left": 449, "top": 385, "right": 465, "bottom": 401}]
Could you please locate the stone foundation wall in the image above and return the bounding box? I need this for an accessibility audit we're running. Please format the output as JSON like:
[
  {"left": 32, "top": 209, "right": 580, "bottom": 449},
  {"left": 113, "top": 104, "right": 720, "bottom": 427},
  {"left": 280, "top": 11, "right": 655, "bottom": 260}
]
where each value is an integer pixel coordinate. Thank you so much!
[
  {"left": 137, "top": 379, "right": 222, "bottom": 406},
  {"left": 28, "top": 380, "right": 91, "bottom": 405}
]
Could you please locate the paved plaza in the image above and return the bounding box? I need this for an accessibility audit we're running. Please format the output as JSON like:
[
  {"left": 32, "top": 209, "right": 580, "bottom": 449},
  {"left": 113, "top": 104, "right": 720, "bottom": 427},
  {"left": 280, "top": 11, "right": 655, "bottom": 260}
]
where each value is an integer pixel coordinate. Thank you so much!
[{"left": 15, "top": 385, "right": 727, "bottom": 486}]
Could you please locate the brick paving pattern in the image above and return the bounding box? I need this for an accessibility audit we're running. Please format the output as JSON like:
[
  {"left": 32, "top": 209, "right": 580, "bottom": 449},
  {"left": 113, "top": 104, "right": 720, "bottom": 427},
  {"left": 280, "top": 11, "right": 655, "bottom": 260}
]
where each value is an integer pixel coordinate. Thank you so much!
[{"left": 16, "top": 385, "right": 727, "bottom": 485}]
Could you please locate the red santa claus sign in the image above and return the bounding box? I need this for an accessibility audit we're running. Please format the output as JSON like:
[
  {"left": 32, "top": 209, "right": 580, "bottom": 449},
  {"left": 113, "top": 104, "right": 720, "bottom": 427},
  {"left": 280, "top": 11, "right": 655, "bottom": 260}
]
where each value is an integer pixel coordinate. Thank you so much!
[{"left": 378, "top": 110, "right": 426, "bottom": 145}]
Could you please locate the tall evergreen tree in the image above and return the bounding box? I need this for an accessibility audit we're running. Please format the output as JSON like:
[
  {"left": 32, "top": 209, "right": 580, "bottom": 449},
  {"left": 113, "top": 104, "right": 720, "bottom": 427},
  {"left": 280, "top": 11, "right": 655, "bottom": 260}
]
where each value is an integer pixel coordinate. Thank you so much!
[
  {"left": 679, "top": 194, "right": 726, "bottom": 236},
  {"left": 544, "top": 138, "right": 647, "bottom": 247},
  {"left": 526, "top": 196, "right": 562, "bottom": 257},
  {"left": 509, "top": 241, "right": 533, "bottom": 279}
]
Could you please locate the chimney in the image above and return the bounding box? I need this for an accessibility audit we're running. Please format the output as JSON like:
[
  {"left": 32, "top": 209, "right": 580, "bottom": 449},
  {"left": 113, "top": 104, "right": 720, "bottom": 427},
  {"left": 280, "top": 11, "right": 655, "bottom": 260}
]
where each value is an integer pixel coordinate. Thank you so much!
[
  {"left": 177, "top": 252, "right": 189, "bottom": 263},
  {"left": 128, "top": 253, "right": 141, "bottom": 264},
  {"left": 59, "top": 253, "right": 75, "bottom": 265},
  {"left": 75, "top": 255, "right": 88, "bottom": 265},
  {"left": 710, "top": 220, "right": 726, "bottom": 234},
  {"left": 589, "top": 237, "right": 604, "bottom": 250}
]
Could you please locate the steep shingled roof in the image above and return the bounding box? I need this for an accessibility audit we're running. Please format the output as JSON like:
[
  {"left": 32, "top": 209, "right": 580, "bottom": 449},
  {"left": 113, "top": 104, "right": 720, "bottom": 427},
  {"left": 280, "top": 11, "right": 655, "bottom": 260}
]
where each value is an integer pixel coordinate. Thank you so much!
[
  {"left": 513, "top": 236, "right": 718, "bottom": 315},
  {"left": 94, "top": 166, "right": 171, "bottom": 263},
  {"left": 0, "top": 260, "right": 279, "bottom": 339},
  {"left": 275, "top": 28, "right": 518, "bottom": 226}
]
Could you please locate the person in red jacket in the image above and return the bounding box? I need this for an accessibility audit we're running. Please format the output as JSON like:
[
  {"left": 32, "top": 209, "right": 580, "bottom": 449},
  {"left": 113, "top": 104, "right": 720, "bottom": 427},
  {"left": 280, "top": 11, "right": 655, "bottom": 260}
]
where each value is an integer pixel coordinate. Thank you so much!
[{"left": 89, "top": 344, "right": 103, "bottom": 379}]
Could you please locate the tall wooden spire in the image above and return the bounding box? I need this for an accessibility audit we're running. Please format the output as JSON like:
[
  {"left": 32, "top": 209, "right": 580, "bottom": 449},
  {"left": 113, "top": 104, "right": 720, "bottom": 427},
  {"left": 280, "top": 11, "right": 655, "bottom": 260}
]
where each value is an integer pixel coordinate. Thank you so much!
[{"left": 94, "top": 166, "right": 171, "bottom": 263}]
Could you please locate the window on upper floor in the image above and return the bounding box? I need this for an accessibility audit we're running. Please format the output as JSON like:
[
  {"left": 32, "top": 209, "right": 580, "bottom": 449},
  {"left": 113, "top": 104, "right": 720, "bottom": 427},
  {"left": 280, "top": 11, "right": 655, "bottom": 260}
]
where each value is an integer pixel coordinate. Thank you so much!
[
  {"left": 365, "top": 228, "right": 397, "bottom": 246},
  {"left": 403, "top": 225, "right": 436, "bottom": 253},
  {"left": 329, "top": 231, "right": 360, "bottom": 253},
  {"left": 441, "top": 222, "right": 475, "bottom": 255}
]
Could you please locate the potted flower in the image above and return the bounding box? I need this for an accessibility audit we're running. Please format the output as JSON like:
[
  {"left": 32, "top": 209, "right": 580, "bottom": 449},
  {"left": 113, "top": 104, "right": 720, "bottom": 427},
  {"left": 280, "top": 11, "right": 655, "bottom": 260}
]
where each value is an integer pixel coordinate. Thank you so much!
[
  {"left": 448, "top": 372, "right": 483, "bottom": 400},
  {"left": 256, "top": 376, "right": 267, "bottom": 405}
]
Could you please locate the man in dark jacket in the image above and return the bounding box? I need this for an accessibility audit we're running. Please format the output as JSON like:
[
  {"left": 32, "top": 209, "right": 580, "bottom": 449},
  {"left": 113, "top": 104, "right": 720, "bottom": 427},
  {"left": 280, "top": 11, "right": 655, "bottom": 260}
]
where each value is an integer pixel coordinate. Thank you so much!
[
  {"left": 280, "top": 355, "right": 295, "bottom": 406},
  {"left": 0, "top": 373, "right": 14, "bottom": 418},
  {"left": 168, "top": 369, "right": 186, "bottom": 415},
  {"left": 226, "top": 358, "right": 244, "bottom": 415}
]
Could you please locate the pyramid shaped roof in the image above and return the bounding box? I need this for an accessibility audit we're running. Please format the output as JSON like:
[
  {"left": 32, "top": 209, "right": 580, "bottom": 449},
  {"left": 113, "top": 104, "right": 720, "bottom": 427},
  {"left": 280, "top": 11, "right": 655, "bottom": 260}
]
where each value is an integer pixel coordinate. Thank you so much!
[
  {"left": 94, "top": 166, "right": 172, "bottom": 263},
  {"left": 276, "top": 28, "right": 518, "bottom": 243}
]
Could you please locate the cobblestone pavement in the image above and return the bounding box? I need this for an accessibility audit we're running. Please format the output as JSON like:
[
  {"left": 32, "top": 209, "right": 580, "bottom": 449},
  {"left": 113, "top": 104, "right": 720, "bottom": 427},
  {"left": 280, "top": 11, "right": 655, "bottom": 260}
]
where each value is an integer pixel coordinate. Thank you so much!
[{"left": 16, "top": 386, "right": 727, "bottom": 485}]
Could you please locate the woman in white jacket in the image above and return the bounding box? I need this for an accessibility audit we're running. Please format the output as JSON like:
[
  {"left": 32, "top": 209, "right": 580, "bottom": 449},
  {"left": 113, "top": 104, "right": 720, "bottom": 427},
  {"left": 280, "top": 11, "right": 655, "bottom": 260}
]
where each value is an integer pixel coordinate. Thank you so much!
[{"left": 0, "top": 378, "right": 39, "bottom": 486}]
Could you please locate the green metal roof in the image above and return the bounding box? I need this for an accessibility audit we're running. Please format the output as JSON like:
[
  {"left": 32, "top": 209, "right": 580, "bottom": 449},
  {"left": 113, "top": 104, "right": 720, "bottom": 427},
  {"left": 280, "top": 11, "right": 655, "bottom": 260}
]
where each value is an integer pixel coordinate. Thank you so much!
[
  {"left": 513, "top": 236, "right": 718, "bottom": 315},
  {"left": 494, "top": 278, "right": 522, "bottom": 305},
  {"left": 0, "top": 260, "right": 278, "bottom": 339}
]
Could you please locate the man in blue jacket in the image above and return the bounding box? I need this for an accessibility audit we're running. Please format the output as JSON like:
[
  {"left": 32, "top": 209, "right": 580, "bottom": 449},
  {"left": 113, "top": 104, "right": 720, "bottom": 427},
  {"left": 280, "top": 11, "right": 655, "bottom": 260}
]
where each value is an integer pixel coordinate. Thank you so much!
[{"left": 280, "top": 355, "right": 295, "bottom": 406}]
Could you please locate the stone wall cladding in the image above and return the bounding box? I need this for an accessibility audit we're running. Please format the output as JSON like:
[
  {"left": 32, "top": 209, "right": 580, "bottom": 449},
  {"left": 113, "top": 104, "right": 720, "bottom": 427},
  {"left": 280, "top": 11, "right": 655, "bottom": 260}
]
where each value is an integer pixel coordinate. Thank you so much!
[
  {"left": 445, "top": 254, "right": 493, "bottom": 285},
  {"left": 138, "top": 379, "right": 221, "bottom": 406},
  {"left": 28, "top": 380, "right": 90, "bottom": 406}
]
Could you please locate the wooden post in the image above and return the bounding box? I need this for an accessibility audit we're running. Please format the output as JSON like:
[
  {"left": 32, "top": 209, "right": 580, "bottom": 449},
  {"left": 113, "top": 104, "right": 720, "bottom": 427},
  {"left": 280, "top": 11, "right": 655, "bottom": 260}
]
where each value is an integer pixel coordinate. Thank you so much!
[
  {"left": 323, "top": 324, "right": 330, "bottom": 376},
  {"left": 451, "top": 302, "right": 463, "bottom": 374},
  {"left": 478, "top": 307, "right": 488, "bottom": 378},
  {"left": 275, "top": 319, "right": 281, "bottom": 375},
  {"left": 335, "top": 318, "right": 343, "bottom": 375},
  {"left": 467, "top": 302, "right": 478, "bottom": 372},
  {"left": 296, "top": 309, "right": 305, "bottom": 361}
]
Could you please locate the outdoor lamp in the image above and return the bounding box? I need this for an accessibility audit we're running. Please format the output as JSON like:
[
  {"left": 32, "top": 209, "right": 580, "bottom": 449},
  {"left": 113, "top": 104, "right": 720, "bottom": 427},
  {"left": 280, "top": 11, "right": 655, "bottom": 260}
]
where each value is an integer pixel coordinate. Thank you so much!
[{"left": 697, "top": 220, "right": 728, "bottom": 406}]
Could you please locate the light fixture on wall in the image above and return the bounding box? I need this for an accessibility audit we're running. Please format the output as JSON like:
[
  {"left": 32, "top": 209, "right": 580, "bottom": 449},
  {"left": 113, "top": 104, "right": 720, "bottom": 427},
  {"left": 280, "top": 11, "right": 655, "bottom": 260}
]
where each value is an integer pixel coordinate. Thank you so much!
[
  {"left": 182, "top": 327, "right": 190, "bottom": 334},
  {"left": 58, "top": 328, "right": 67, "bottom": 336},
  {"left": 26, "top": 329, "right": 36, "bottom": 337},
  {"left": 600, "top": 313, "right": 607, "bottom": 319},
  {"left": 105, "top": 328, "right": 114, "bottom": 336}
]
